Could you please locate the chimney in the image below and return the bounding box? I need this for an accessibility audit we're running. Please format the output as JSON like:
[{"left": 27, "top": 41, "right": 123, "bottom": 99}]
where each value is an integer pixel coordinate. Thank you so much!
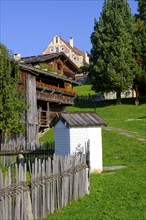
[
  {"left": 85, "top": 52, "right": 89, "bottom": 64},
  {"left": 69, "top": 37, "right": 74, "bottom": 48},
  {"left": 14, "top": 53, "right": 21, "bottom": 61}
]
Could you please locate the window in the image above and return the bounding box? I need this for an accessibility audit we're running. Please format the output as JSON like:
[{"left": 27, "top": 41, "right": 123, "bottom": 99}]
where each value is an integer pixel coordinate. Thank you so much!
[
  {"left": 73, "top": 56, "right": 76, "bottom": 60},
  {"left": 56, "top": 47, "right": 59, "bottom": 52},
  {"left": 50, "top": 48, "right": 53, "bottom": 52},
  {"left": 57, "top": 63, "right": 62, "bottom": 70},
  {"left": 61, "top": 47, "right": 64, "bottom": 51},
  {"left": 56, "top": 37, "right": 58, "bottom": 43}
]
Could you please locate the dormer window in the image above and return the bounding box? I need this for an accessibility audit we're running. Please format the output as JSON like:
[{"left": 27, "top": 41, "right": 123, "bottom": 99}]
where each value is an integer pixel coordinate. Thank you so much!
[{"left": 56, "top": 47, "right": 59, "bottom": 52}]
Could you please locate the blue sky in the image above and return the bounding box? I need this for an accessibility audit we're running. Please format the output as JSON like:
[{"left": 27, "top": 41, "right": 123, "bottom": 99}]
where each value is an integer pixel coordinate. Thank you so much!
[{"left": 0, "top": 0, "right": 138, "bottom": 57}]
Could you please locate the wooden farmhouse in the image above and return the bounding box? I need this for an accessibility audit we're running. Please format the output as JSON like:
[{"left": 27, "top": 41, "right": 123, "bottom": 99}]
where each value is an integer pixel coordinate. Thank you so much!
[
  {"left": 20, "top": 52, "right": 80, "bottom": 130},
  {"left": 0, "top": 53, "right": 80, "bottom": 152},
  {"left": 52, "top": 112, "right": 107, "bottom": 173}
]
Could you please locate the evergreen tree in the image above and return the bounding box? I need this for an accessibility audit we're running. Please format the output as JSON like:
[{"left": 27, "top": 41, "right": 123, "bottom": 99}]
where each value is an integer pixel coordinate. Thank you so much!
[
  {"left": 89, "top": 0, "right": 140, "bottom": 104},
  {"left": 133, "top": 0, "right": 146, "bottom": 97},
  {"left": 135, "top": 0, "right": 146, "bottom": 22},
  {"left": 0, "top": 43, "right": 27, "bottom": 141}
]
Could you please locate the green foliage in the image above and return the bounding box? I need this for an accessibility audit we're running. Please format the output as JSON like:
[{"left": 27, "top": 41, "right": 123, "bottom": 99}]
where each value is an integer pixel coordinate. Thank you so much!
[
  {"left": 39, "top": 63, "right": 56, "bottom": 72},
  {"left": 0, "top": 43, "right": 27, "bottom": 136},
  {"left": 135, "top": 0, "right": 146, "bottom": 22},
  {"left": 133, "top": 0, "right": 146, "bottom": 95},
  {"left": 79, "top": 65, "right": 89, "bottom": 73},
  {"left": 89, "top": 0, "right": 140, "bottom": 104}
]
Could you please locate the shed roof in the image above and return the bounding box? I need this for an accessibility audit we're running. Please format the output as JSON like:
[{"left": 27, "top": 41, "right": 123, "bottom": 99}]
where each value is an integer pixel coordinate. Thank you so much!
[{"left": 51, "top": 112, "right": 107, "bottom": 128}]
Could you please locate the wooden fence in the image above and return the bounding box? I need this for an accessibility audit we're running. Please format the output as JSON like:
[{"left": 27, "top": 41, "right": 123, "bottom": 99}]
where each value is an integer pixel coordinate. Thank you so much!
[
  {"left": 0, "top": 147, "right": 90, "bottom": 220},
  {"left": 75, "top": 94, "right": 105, "bottom": 103},
  {"left": 0, "top": 141, "right": 54, "bottom": 167}
]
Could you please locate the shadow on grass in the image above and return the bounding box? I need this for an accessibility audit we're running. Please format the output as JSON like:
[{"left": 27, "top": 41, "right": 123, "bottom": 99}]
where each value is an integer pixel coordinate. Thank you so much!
[{"left": 74, "top": 97, "right": 146, "bottom": 109}]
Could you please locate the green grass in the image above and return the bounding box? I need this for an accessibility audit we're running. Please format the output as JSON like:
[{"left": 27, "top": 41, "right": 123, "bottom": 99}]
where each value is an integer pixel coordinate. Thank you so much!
[
  {"left": 43, "top": 97, "right": 146, "bottom": 220},
  {"left": 67, "top": 97, "right": 146, "bottom": 138},
  {"left": 39, "top": 128, "right": 54, "bottom": 143},
  {"left": 74, "top": 84, "right": 95, "bottom": 96},
  {"left": 44, "top": 131, "right": 146, "bottom": 220}
]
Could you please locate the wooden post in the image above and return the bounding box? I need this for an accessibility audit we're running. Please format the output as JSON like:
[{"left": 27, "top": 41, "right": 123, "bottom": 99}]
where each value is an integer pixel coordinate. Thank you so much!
[{"left": 47, "top": 102, "right": 50, "bottom": 124}]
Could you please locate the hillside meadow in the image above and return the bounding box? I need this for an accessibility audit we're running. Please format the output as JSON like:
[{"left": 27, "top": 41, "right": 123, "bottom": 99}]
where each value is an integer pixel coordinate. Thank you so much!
[{"left": 42, "top": 96, "right": 146, "bottom": 220}]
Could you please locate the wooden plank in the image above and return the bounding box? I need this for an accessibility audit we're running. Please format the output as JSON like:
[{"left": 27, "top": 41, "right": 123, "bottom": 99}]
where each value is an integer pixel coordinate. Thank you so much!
[
  {"left": 51, "top": 157, "right": 55, "bottom": 214},
  {"left": 47, "top": 157, "right": 52, "bottom": 215},
  {"left": 34, "top": 158, "right": 38, "bottom": 219},
  {"left": 38, "top": 159, "right": 42, "bottom": 219},
  {"left": 8, "top": 167, "right": 12, "bottom": 220},
  {"left": 42, "top": 159, "right": 46, "bottom": 218}
]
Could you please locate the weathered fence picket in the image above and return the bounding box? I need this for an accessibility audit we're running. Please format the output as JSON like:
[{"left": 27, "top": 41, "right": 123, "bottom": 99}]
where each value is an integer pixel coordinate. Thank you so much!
[{"left": 0, "top": 146, "right": 90, "bottom": 220}]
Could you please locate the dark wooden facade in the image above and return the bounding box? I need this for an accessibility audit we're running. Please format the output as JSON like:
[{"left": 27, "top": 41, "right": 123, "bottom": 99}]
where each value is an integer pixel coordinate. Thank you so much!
[
  {"left": 0, "top": 69, "right": 39, "bottom": 152},
  {"left": 21, "top": 52, "right": 80, "bottom": 80},
  {"left": 21, "top": 53, "right": 80, "bottom": 130},
  {"left": 0, "top": 54, "right": 80, "bottom": 152}
]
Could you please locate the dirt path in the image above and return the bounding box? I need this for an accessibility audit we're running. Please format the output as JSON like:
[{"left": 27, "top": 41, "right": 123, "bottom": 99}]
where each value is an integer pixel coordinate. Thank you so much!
[{"left": 104, "top": 126, "right": 146, "bottom": 143}]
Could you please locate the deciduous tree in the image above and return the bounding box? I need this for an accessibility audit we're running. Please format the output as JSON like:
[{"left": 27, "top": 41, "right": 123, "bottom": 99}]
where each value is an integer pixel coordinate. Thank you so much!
[{"left": 0, "top": 43, "right": 27, "bottom": 142}]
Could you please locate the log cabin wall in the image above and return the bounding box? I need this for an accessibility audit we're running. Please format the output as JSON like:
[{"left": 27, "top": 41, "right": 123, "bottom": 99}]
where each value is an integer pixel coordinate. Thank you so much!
[
  {"left": 0, "top": 70, "right": 39, "bottom": 152},
  {"left": 45, "top": 59, "right": 76, "bottom": 80},
  {"left": 32, "top": 58, "right": 76, "bottom": 81},
  {"left": 25, "top": 73, "right": 39, "bottom": 149}
]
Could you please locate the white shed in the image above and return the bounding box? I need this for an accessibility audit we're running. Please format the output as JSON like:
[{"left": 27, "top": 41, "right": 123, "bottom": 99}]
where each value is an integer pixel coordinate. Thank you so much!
[{"left": 52, "top": 112, "right": 107, "bottom": 173}]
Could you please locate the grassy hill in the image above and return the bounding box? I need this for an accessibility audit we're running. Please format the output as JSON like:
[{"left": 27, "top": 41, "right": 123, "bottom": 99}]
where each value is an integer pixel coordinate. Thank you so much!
[
  {"left": 73, "top": 84, "right": 95, "bottom": 96},
  {"left": 43, "top": 97, "right": 146, "bottom": 220},
  {"left": 67, "top": 97, "right": 146, "bottom": 138}
]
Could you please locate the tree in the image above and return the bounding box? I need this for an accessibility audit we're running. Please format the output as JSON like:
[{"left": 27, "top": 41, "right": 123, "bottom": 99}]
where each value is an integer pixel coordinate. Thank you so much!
[
  {"left": 0, "top": 43, "right": 27, "bottom": 142},
  {"left": 89, "top": 0, "right": 140, "bottom": 104},
  {"left": 135, "top": 0, "right": 146, "bottom": 22},
  {"left": 133, "top": 0, "right": 146, "bottom": 98}
]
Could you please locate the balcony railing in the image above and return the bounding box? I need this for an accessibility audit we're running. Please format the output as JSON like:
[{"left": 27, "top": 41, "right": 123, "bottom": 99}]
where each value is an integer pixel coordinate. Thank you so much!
[
  {"left": 36, "top": 82, "right": 76, "bottom": 96},
  {"left": 38, "top": 111, "right": 57, "bottom": 127},
  {"left": 37, "top": 91, "right": 75, "bottom": 105}
]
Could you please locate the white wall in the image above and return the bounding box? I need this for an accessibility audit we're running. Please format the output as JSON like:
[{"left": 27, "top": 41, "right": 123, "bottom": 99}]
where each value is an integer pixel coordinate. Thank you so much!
[
  {"left": 54, "top": 122, "right": 103, "bottom": 173},
  {"left": 54, "top": 121, "right": 70, "bottom": 156},
  {"left": 70, "top": 126, "right": 103, "bottom": 172},
  {"left": 87, "top": 127, "right": 103, "bottom": 173},
  {"left": 70, "top": 127, "right": 88, "bottom": 154}
]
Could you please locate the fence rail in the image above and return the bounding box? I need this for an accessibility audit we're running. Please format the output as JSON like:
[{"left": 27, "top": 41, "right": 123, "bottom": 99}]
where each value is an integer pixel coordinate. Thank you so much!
[
  {"left": 75, "top": 94, "right": 105, "bottom": 103},
  {"left": 0, "top": 145, "right": 90, "bottom": 220},
  {"left": 0, "top": 141, "right": 55, "bottom": 167}
]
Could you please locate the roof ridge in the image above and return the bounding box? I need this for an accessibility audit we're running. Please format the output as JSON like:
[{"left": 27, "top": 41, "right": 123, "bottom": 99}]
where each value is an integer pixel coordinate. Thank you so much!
[{"left": 60, "top": 37, "right": 85, "bottom": 56}]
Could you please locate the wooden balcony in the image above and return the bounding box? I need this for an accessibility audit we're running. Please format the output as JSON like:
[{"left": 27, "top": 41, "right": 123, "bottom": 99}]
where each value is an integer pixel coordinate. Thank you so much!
[{"left": 36, "top": 86, "right": 75, "bottom": 105}]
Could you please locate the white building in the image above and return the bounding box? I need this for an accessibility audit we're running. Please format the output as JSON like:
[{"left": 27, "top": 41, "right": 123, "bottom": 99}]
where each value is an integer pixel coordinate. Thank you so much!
[
  {"left": 42, "top": 35, "right": 89, "bottom": 68},
  {"left": 52, "top": 112, "right": 107, "bottom": 173}
]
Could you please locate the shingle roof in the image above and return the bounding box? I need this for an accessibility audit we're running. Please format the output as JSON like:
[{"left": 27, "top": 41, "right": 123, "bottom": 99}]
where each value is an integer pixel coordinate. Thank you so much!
[
  {"left": 51, "top": 112, "right": 107, "bottom": 128},
  {"left": 20, "top": 64, "right": 80, "bottom": 85},
  {"left": 21, "top": 53, "right": 60, "bottom": 63},
  {"left": 21, "top": 52, "right": 81, "bottom": 73},
  {"left": 60, "top": 38, "right": 85, "bottom": 57}
]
